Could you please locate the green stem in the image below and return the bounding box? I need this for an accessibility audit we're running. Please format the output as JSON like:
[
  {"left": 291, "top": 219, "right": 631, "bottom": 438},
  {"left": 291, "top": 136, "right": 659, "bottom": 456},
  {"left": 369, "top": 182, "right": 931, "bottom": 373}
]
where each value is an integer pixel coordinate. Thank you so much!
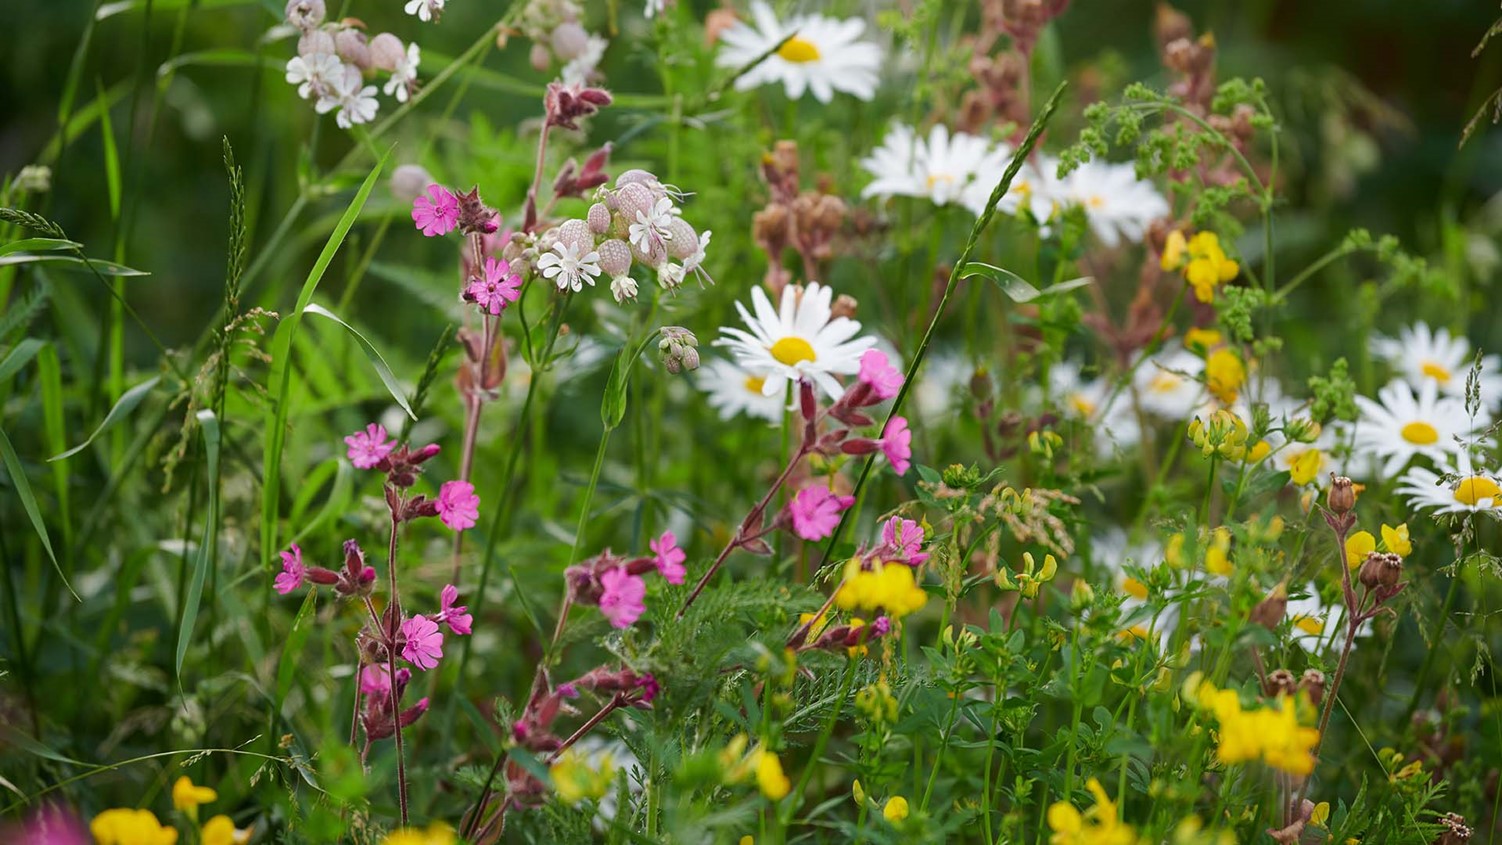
[
  {"left": 920, "top": 687, "right": 963, "bottom": 812},
  {"left": 779, "top": 658, "right": 858, "bottom": 826}
]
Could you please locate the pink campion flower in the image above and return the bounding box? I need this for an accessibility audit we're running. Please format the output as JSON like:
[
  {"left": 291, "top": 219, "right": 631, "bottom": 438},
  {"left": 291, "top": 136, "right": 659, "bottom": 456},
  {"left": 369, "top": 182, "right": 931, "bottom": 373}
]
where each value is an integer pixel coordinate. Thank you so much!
[
  {"left": 274, "top": 544, "right": 308, "bottom": 594},
  {"left": 436, "top": 480, "right": 480, "bottom": 531},
  {"left": 881, "top": 516, "right": 929, "bottom": 565},
  {"left": 464, "top": 256, "right": 522, "bottom": 315},
  {"left": 636, "top": 672, "right": 660, "bottom": 703},
  {"left": 359, "top": 664, "right": 411, "bottom": 696},
  {"left": 345, "top": 423, "right": 395, "bottom": 469},
  {"left": 412, "top": 184, "right": 459, "bottom": 236},
  {"left": 400, "top": 615, "right": 444, "bottom": 670},
  {"left": 787, "top": 486, "right": 856, "bottom": 541},
  {"left": 858, "top": 349, "right": 904, "bottom": 400},
  {"left": 436, "top": 584, "right": 473, "bottom": 634},
  {"left": 649, "top": 531, "right": 687, "bottom": 584},
  {"left": 880, "top": 416, "right": 912, "bottom": 475},
  {"left": 598, "top": 566, "right": 646, "bottom": 628}
]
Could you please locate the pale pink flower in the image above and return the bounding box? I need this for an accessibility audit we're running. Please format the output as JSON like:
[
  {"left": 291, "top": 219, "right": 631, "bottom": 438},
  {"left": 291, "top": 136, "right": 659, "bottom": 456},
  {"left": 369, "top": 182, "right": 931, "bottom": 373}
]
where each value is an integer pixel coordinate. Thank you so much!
[
  {"left": 359, "top": 664, "right": 410, "bottom": 695},
  {"left": 858, "top": 349, "right": 904, "bottom": 400},
  {"left": 274, "top": 544, "right": 307, "bottom": 594},
  {"left": 345, "top": 423, "right": 394, "bottom": 469},
  {"left": 436, "top": 480, "right": 480, "bottom": 531},
  {"left": 465, "top": 257, "right": 522, "bottom": 315},
  {"left": 436, "top": 584, "right": 473, "bottom": 634},
  {"left": 650, "top": 531, "right": 687, "bottom": 584},
  {"left": 400, "top": 615, "right": 444, "bottom": 670},
  {"left": 881, "top": 516, "right": 928, "bottom": 565},
  {"left": 412, "top": 184, "right": 459, "bottom": 236},
  {"left": 598, "top": 566, "right": 646, "bottom": 628},
  {"left": 881, "top": 416, "right": 912, "bottom": 475},
  {"left": 787, "top": 486, "right": 855, "bottom": 541}
]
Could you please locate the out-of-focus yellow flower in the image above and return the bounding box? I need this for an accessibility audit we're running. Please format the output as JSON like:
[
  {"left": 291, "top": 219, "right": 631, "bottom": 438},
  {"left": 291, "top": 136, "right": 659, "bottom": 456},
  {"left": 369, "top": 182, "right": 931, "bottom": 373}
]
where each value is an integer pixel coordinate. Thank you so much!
[
  {"left": 1345, "top": 531, "right": 1376, "bottom": 568},
  {"left": 1381, "top": 523, "right": 1412, "bottom": 557},
  {"left": 739, "top": 837, "right": 754, "bottom": 845},
  {"left": 380, "top": 824, "right": 457, "bottom": 845},
  {"left": 855, "top": 679, "right": 899, "bottom": 724},
  {"left": 1310, "top": 802, "right": 1330, "bottom": 827},
  {"left": 754, "top": 749, "right": 791, "bottom": 800},
  {"left": 172, "top": 776, "right": 217, "bottom": 813},
  {"left": 91, "top": 809, "right": 179, "bottom": 845},
  {"left": 1184, "top": 327, "right": 1222, "bottom": 353},
  {"left": 1190, "top": 680, "right": 1319, "bottom": 776},
  {"left": 1164, "top": 231, "right": 1240, "bottom": 303},
  {"left": 1288, "top": 448, "right": 1323, "bottom": 486},
  {"left": 1161, "top": 229, "right": 1188, "bottom": 271},
  {"left": 852, "top": 779, "right": 867, "bottom": 805},
  {"left": 836, "top": 561, "right": 927, "bottom": 618},
  {"left": 1205, "top": 348, "right": 1246, "bottom": 404},
  {"left": 1165, "top": 533, "right": 1186, "bottom": 568},
  {"left": 1047, "top": 778, "right": 1137, "bottom": 845},
  {"left": 201, "top": 815, "right": 251, "bottom": 845},
  {"left": 550, "top": 749, "right": 616, "bottom": 805},
  {"left": 1204, "top": 528, "right": 1233, "bottom": 577},
  {"left": 883, "top": 796, "right": 910, "bottom": 823},
  {"left": 1189, "top": 409, "right": 1251, "bottom": 460},
  {"left": 1244, "top": 439, "right": 1272, "bottom": 463}
]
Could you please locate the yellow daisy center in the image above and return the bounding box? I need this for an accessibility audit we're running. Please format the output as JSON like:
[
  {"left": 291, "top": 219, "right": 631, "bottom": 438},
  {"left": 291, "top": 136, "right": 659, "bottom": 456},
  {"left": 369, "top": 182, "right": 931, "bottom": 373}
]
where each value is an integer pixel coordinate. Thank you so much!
[
  {"left": 770, "top": 336, "right": 817, "bottom": 367},
  {"left": 1455, "top": 476, "right": 1501, "bottom": 507},
  {"left": 1122, "top": 577, "right": 1149, "bottom": 601},
  {"left": 1149, "top": 373, "right": 1179, "bottom": 394},
  {"left": 1400, "top": 421, "right": 1439, "bottom": 445},
  {"left": 777, "top": 36, "right": 821, "bottom": 63},
  {"left": 926, "top": 173, "right": 956, "bottom": 190},
  {"left": 1069, "top": 393, "right": 1097, "bottom": 417},
  {"left": 1087, "top": 195, "right": 1105, "bottom": 208},
  {"left": 1420, "top": 360, "right": 1452, "bottom": 383},
  {"left": 1294, "top": 616, "right": 1324, "bottom": 636},
  {"left": 744, "top": 375, "right": 766, "bottom": 395}
]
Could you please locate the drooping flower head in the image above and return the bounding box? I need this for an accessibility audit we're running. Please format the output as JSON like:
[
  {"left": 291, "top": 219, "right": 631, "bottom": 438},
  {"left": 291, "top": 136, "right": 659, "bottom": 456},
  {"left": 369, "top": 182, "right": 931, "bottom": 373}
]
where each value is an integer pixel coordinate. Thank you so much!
[
  {"left": 858, "top": 349, "right": 904, "bottom": 400},
  {"left": 716, "top": 282, "right": 877, "bottom": 401},
  {"left": 538, "top": 241, "right": 603, "bottom": 292},
  {"left": 880, "top": 416, "right": 913, "bottom": 475},
  {"left": 598, "top": 566, "right": 647, "bottom": 628},
  {"left": 400, "top": 614, "right": 444, "bottom": 670},
  {"left": 787, "top": 486, "right": 856, "bottom": 541},
  {"left": 345, "top": 423, "right": 395, "bottom": 469},
  {"left": 274, "top": 544, "right": 308, "bottom": 595},
  {"left": 649, "top": 531, "right": 687, "bottom": 584},
  {"left": 715, "top": 1, "right": 881, "bottom": 103},
  {"left": 436, "top": 584, "right": 473, "bottom": 635},
  {"left": 412, "top": 184, "right": 459, "bottom": 237},
  {"left": 436, "top": 480, "right": 480, "bottom": 531}
]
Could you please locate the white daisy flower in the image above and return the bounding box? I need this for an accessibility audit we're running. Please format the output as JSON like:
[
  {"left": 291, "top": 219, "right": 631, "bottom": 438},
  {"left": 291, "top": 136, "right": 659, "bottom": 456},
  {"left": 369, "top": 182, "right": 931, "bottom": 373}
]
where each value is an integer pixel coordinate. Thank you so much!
[
  {"left": 316, "top": 66, "right": 378, "bottom": 130},
  {"left": 383, "top": 43, "right": 420, "bottom": 103},
  {"left": 966, "top": 154, "right": 1064, "bottom": 222},
  {"left": 1050, "top": 360, "right": 1141, "bottom": 456},
  {"left": 697, "top": 357, "right": 785, "bottom": 423},
  {"left": 1353, "top": 380, "right": 1475, "bottom": 478},
  {"left": 538, "top": 242, "right": 602, "bottom": 292},
  {"left": 715, "top": 282, "right": 877, "bottom": 401},
  {"left": 860, "top": 124, "right": 1008, "bottom": 210},
  {"left": 1287, "top": 583, "right": 1371, "bottom": 653},
  {"left": 1057, "top": 160, "right": 1168, "bottom": 248},
  {"left": 1133, "top": 350, "right": 1206, "bottom": 419},
  {"left": 1396, "top": 455, "right": 1502, "bottom": 515},
  {"left": 910, "top": 351, "right": 971, "bottom": 422},
  {"left": 714, "top": 0, "right": 881, "bottom": 103},
  {"left": 1370, "top": 322, "right": 1502, "bottom": 411},
  {"left": 628, "top": 196, "right": 675, "bottom": 253},
  {"left": 403, "top": 0, "right": 443, "bottom": 22},
  {"left": 285, "top": 51, "right": 343, "bottom": 100},
  {"left": 561, "top": 34, "right": 608, "bottom": 87}
]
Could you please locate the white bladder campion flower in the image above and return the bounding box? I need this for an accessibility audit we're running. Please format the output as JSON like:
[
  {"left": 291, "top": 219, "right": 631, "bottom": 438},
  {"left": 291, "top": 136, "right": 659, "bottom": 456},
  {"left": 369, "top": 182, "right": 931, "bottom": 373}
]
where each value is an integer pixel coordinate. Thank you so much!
[
  {"left": 403, "top": 0, "right": 444, "bottom": 23},
  {"left": 285, "top": 51, "right": 343, "bottom": 100},
  {"left": 317, "top": 66, "right": 379, "bottom": 129},
  {"left": 715, "top": 1, "right": 881, "bottom": 103},
  {"left": 383, "top": 43, "right": 421, "bottom": 103},
  {"left": 538, "top": 242, "right": 603, "bottom": 293}
]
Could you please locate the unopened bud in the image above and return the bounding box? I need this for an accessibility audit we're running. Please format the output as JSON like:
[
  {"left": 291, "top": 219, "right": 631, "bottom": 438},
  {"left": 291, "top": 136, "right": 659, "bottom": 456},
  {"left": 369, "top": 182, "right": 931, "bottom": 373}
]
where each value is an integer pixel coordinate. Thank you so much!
[
  {"left": 1358, "top": 551, "right": 1403, "bottom": 592},
  {"left": 550, "top": 22, "right": 589, "bottom": 60},
  {"left": 830, "top": 294, "right": 858, "bottom": 320},
  {"left": 1328, "top": 475, "right": 1356, "bottom": 515},
  {"left": 1250, "top": 582, "right": 1288, "bottom": 630},
  {"left": 529, "top": 42, "right": 552, "bottom": 72},
  {"left": 1299, "top": 669, "right": 1325, "bottom": 705},
  {"left": 389, "top": 164, "right": 433, "bottom": 204},
  {"left": 587, "top": 202, "right": 612, "bottom": 234},
  {"left": 369, "top": 32, "right": 405, "bottom": 71},
  {"left": 285, "top": 0, "right": 325, "bottom": 29},
  {"left": 334, "top": 29, "right": 371, "bottom": 70},
  {"left": 1263, "top": 668, "right": 1297, "bottom": 698}
]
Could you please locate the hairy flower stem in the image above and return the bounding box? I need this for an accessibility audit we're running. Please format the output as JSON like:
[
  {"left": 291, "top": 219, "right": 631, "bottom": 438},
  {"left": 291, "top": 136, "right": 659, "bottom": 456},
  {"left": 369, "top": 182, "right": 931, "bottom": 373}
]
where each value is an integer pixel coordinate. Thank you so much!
[
  {"left": 1296, "top": 515, "right": 1358, "bottom": 811},
  {"left": 450, "top": 232, "right": 496, "bottom": 583},
  {"left": 384, "top": 502, "right": 410, "bottom": 825},
  {"left": 522, "top": 122, "right": 553, "bottom": 234}
]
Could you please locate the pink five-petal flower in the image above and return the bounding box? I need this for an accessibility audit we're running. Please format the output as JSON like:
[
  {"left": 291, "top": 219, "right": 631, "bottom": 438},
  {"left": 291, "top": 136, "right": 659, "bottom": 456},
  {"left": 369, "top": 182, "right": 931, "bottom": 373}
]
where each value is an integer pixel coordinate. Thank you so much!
[
  {"left": 412, "top": 184, "right": 459, "bottom": 237},
  {"left": 881, "top": 416, "right": 912, "bottom": 475},
  {"left": 598, "top": 566, "right": 646, "bottom": 628},
  {"left": 787, "top": 486, "right": 856, "bottom": 541},
  {"left": 858, "top": 349, "right": 904, "bottom": 400},
  {"left": 881, "top": 516, "right": 929, "bottom": 566},
  {"left": 359, "top": 664, "right": 410, "bottom": 696},
  {"left": 400, "top": 614, "right": 444, "bottom": 670},
  {"left": 437, "top": 583, "right": 473, "bottom": 635},
  {"left": 436, "top": 480, "right": 480, "bottom": 531},
  {"left": 274, "top": 544, "right": 307, "bottom": 594},
  {"left": 464, "top": 256, "right": 522, "bottom": 316},
  {"left": 345, "top": 423, "right": 395, "bottom": 470},
  {"left": 649, "top": 531, "right": 687, "bottom": 585}
]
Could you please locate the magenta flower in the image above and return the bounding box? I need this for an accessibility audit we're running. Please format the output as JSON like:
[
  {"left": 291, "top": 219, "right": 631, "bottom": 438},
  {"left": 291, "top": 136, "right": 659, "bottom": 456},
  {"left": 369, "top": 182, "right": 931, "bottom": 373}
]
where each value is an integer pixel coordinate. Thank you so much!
[
  {"left": 881, "top": 416, "right": 912, "bottom": 475},
  {"left": 359, "top": 664, "right": 410, "bottom": 696},
  {"left": 881, "top": 516, "right": 928, "bottom": 565},
  {"left": 412, "top": 184, "right": 459, "bottom": 237},
  {"left": 858, "top": 349, "right": 904, "bottom": 400},
  {"left": 787, "top": 486, "right": 856, "bottom": 541},
  {"left": 636, "top": 672, "right": 660, "bottom": 703},
  {"left": 436, "top": 584, "right": 473, "bottom": 635},
  {"left": 649, "top": 531, "right": 687, "bottom": 585},
  {"left": 436, "top": 480, "right": 480, "bottom": 531},
  {"left": 465, "top": 257, "right": 522, "bottom": 315},
  {"left": 274, "top": 544, "right": 307, "bottom": 594},
  {"left": 400, "top": 614, "right": 444, "bottom": 670},
  {"left": 598, "top": 566, "right": 646, "bottom": 628},
  {"left": 345, "top": 423, "right": 395, "bottom": 470}
]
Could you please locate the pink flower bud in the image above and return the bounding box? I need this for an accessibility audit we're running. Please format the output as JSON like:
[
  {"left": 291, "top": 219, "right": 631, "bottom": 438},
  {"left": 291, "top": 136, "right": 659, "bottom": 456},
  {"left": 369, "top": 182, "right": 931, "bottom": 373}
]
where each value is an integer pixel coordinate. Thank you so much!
[
  {"left": 587, "top": 202, "right": 612, "bottom": 234},
  {"left": 299, "top": 28, "right": 335, "bottom": 56},
  {"left": 596, "top": 239, "right": 632, "bottom": 276},
  {"left": 389, "top": 164, "right": 433, "bottom": 204},
  {"left": 555, "top": 218, "right": 594, "bottom": 255},
  {"left": 368, "top": 32, "right": 405, "bottom": 71},
  {"left": 334, "top": 29, "right": 371, "bottom": 70},
  {"left": 529, "top": 42, "right": 552, "bottom": 72},
  {"left": 665, "top": 217, "right": 699, "bottom": 260}
]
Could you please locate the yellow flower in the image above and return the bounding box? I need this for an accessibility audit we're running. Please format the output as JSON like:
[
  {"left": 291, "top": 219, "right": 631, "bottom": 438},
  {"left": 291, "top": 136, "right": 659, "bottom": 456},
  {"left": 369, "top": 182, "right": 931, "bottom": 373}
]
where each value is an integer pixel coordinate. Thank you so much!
[
  {"left": 1188, "top": 409, "right": 1251, "bottom": 460},
  {"left": 1310, "top": 802, "right": 1330, "bottom": 827},
  {"left": 1344, "top": 531, "right": 1376, "bottom": 568},
  {"left": 1183, "top": 327, "right": 1223, "bottom": 353},
  {"left": 883, "top": 796, "right": 910, "bottom": 823},
  {"left": 550, "top": 749, "right": 616, "bottom": 805},
  {"left": 1165, "top": 533, "right": 1186, "bottom": 568},
  {"left": 380, "top": 823, "right": 457, "bottom": 845},
  {"left": 1288, "top": 448, "right": 1323, "bottom": 486},
  {"left": 1381, "top": 523, "right": 1412, "bottom": 557},
  {"left": 836, "top": 561, "right": 927, "bottom": 619},
  {"left": 1047, "top": 778, "right": 1137, "bottom": 845},
  {"left": 1204, "top": 349, "right": 1246, "bottom": 404},
  {"left": 201, "top": 816, "right": 250, "bottom": 845},
  {"left": 755, "top": 749, "right": 791, "bottom": 800},
  {"left": 846, "top": 617, "right": 870, "bottom": 657},
  {"left": 1170, "top": 231, "right": 1240, "bottom": 303},
  {"left": 1161, "top": 229, "right": 1188, "bottom": 271},
  {"left": 171, "top": 776, "right": 217, "bottom": 813},
  {"left": 1204, "top": 528, "right": 1232, "bottom": 577},
  {"left": 998, "top": 552, "right": 1059, "bottom": 599},
  {"left": 90, "top": 808, "right": 180, "bottom": 845},
  {"left": 1192, "top": 680, "right": 1319, "bottom": 776},
  {"left": 852, "top": 779, "right": 867, "bottom": 805},
  {"left": 739, "top": 838, "right": 755, "bottom": 845},
  {"left": 1244, "top": 439, "right": 1272, "bottom": 463}
]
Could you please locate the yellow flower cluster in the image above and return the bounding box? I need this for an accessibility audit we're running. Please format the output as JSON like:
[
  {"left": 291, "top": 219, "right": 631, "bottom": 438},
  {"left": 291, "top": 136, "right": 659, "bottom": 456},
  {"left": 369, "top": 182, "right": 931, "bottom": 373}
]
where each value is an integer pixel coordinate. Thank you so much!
[
  {"left": 1047, "top": 778, "right": 1139, "bottom": 845},
  {"left": 1162, "top": 230, "right": 1239, "bottom": 303},
  {"left": 1188, "top": 410, "right": 1252, "bottom": 460},
  {"left": 380, "top": 823, "right": 457, "bottom": 845},
  {"left": 1191, "top": 679, "right": 1319, "bottom": 776},
  {"left": 94, "top": 777, "right": 249, "bottom": 845},
  {"left": 719, "top": 735, "right": 791, "bottom": 800},
  {"left": 550, "top": 749, "right": 617, "bottom": 805},
  {"left": 996, "top": 551, "right": 1058, "bottom": 599},
  {"left": 1203, "top": 348, "right": 1246, "bottom": 404},
  {"left": 835, "top": 560, "right": 927, "bottom": 618},
  {"left": 1344, "top": 523, "right": 1411, "bottom": 568}
]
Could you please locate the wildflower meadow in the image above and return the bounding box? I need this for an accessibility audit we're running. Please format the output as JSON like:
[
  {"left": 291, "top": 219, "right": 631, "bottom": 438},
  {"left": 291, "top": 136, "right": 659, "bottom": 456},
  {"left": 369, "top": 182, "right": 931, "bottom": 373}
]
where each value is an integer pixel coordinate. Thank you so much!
[{"left": 6, "top": 1, "right": 1502, "bottom": 843}]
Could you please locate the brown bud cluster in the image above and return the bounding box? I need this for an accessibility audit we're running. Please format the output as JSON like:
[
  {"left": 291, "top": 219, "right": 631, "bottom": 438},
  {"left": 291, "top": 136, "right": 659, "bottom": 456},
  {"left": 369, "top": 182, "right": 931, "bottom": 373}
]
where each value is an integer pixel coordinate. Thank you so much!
[{"left": 749, "top": 140, "right": 850, "bottom": 296}]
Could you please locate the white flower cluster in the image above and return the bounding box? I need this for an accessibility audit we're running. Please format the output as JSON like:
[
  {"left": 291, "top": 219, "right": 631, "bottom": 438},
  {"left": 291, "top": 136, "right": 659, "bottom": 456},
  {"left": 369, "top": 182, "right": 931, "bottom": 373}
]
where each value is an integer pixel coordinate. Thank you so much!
[
  {"left": 530, "top": 170, "right": 711, "bottom": 302},
  {"left": 517, "top": 0, "right": 608, "bottom": 86},
  {"left": 282, "top": 0, "right": 421, "bottom": 130}
]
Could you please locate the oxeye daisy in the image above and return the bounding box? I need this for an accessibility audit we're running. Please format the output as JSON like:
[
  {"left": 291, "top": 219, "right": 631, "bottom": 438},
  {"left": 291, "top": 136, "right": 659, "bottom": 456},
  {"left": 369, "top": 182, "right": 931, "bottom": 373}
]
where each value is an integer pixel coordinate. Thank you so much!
[
  {"left": 715, "top": 282, "right": 877, "bottom": 401},
  {"left": 1353, "top": 380, "right": 1475, "bottom": 478},
  {"left": 1049, "top": 360, "right": 1141, "bottom": 455},
  {"left": 1369, "top": 321, "right": 1502, "bottom": 411},
  {"left": 696, "top": 358, "right": 786, "bottom": 423},
  {"left": 859, "top": 124, "right": 1009, "bottom": 211},
  {"left": 1132, "top": 351, "right": 1206, "bottom": 419},
  {"left": 538, "top": 241, "right": 603, "bottom": 292},
  {"left": 1057, "top": 160, "right": 1168, "bottom": 248},
  {"left": 714, "top": 1, "right": 881, "bottom": 103},
  {"left": 1396, "top": 456, "right": 1502, "bottom": 514}
]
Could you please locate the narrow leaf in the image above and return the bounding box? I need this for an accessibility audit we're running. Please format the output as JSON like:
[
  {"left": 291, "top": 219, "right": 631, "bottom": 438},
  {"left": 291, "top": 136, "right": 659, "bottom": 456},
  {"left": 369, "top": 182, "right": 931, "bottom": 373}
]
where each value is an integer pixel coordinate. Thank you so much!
[
  {"left": 51, "top": 374, "right": 160, "bottom": 461},
  {"left": 959, "top": 261, "right": 1093, "bottom": 303},
  {"left": 0, "top": 255, "right": 149, "bottom": 276},
  {"left": 176, "top": 409, "right": 221, "bottom": 680},
  {"left": 0, "top": 238, "right": 82, "bottom": 258},
  {"left": 0, "top": 338, "right": 46, "bottom": 383},
  {"left": 275, "top": 589, "right": 318, "bottom": 710},
  {"left": 303, "top": 304, "right": 416, "bottom": 420},
  {"left": 0, "top": 427, "right": 76, "bottom": 600},
  {"left": 98, "top": 80, "right": 122, "bottom": 220}
]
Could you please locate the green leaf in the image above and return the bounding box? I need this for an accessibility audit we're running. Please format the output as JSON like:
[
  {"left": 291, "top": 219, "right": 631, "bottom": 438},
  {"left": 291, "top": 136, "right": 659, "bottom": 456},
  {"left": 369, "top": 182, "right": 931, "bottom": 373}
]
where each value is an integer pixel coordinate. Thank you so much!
[
  {"left": 0, "top": 238, "right": 82, "bottom": 258},
  {"left": 601, "top": 345, "right": 633, "bottom": 431},
  {"left": 302, "top": 304, "right": 416, "bottom": 420},
  {"left": 50, "top": 374, "right": 160, "bottom": 460},
  {"left": 0, "top": 255, "right": 148, "bottom": 276},
  {"left": 0, "top": 427, "right": 76, "bottom": 600},
  {"left": 98, "top": 80, "right": 121, "bottom": 221},
  {"left": 276, "top": 589, "right": 318, "bottom": 711},
  {"left": 0, "top": 724, "right": 85, "bottom": 766},
  {"left": 0, "top": 338, "right": 46, "bottom": 383},
  {"left": 959, "top": 262, "right": 1093, "bottom": 303},
  {"left": 35, "top": 345, "right": 72, "bottom": 552},
  {"left": 176, "top": 409, "right": 221, "bottom": 682}
]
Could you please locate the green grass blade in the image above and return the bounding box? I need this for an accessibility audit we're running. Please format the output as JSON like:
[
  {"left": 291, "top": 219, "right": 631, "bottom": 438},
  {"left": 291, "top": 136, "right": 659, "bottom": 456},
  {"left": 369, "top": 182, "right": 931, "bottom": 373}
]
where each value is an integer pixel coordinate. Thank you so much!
[
  {"left": 0, "top": 255, "right": 149, "bottom": 276},
  {"left": 35, "top": 345, "right": 73, "bottom": 556},
  {"left": 0, "top": 238, "right": 83, "bottom": 258},
  {"left": 302, "top": 303, "right": 416, "bottom": 420},
  {"left": 97, "top": 80, "right": 122, "bottom": 221},
  {"left": 50, "top": 374, "right": 160, "bottom": 461},
  {"left": 275, "top": 589, "right": 318, "bottom": 712},
  {"left": 0, "top": 338, "right": 46, "bottom": 383},
  {"left": 0, "top": 427, "right": 76, "bottom": 600},
  {"left": 175, "top": 409, "right": 221, "bottom": 682}
]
